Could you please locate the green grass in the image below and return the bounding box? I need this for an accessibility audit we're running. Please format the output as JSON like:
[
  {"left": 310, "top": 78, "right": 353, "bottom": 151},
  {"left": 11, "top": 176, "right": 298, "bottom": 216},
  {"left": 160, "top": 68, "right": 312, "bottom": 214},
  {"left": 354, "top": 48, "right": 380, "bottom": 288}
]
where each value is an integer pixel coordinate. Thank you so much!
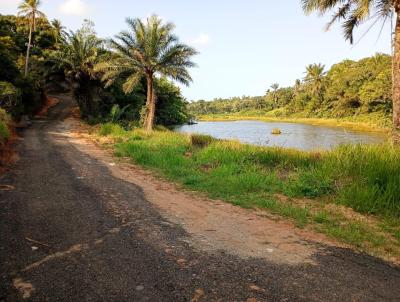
[{"left": 96, "top": 123, "right": 400, "bottom": 259}]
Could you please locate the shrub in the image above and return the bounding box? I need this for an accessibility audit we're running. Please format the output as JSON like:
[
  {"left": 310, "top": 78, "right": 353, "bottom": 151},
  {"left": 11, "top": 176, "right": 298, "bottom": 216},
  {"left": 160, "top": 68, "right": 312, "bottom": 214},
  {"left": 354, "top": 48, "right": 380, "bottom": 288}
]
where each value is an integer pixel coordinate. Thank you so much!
[
  {"left": 0, "top": 81, "right": 20, "bottom": 112},
  {"left": 98, "top": 123, "right": 126, "bottom": 136},
  {"left": 271, "top": 128, "right": 282, "bottom": 135},
  {"left": 190, "top": 134, "right": 215, "bottom": 147}
]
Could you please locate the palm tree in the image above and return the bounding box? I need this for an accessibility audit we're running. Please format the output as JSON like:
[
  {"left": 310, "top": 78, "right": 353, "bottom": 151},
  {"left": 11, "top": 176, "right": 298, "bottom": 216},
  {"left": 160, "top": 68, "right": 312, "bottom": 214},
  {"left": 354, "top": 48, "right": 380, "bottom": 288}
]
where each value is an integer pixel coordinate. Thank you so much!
[
  {"left": 301, "top": 0, "right": 400, "bottom": 134},
  {"left": 304, "top": 63, "right": 326, "bottom": 99},
  {"left": 270, "top": 83, "right": 280, "bottom": 108},
  {"left": 294, "top": 79, "right": 302, "bottom": 96},
  {"left": 95, "top": 15, "right": 197, "bottom": 131},
  {"left": 51, "top": 19, "right": 66, "bottom": 45},
  {"left": 50, "top": 21, "right": 103, "bottom": 117},
  {"left": 18, "top": 0, "right": 45, "bottom": 76}
]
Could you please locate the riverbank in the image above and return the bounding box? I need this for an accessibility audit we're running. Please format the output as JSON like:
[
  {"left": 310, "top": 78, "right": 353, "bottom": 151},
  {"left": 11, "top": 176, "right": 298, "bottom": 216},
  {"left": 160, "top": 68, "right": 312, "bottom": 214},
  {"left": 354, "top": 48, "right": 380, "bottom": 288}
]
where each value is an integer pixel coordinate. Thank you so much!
[
  {"left": 197, "top": 112, "right": 391, "bottom": 133},
  {"left": 91, "top": 123, "right": 400, "bottom": 263}
]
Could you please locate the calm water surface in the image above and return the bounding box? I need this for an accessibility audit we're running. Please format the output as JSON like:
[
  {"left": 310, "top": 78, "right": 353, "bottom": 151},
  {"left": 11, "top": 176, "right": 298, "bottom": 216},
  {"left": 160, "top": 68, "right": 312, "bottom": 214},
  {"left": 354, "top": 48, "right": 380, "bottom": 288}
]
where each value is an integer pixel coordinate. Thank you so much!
[{"left": 175, "top": 121, "right": 386, "bottom": 151}]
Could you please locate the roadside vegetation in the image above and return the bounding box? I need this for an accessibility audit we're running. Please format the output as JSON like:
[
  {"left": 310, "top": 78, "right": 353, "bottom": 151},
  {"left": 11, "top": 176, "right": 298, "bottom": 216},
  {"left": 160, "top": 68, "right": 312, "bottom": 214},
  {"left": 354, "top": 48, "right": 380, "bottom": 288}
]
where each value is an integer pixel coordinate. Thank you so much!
[
  {"left": 95, "top": 124, "right": 400, "bottom": 262},
  {"left": 1, "top": 1, "right": 195, "bottom": 131}
]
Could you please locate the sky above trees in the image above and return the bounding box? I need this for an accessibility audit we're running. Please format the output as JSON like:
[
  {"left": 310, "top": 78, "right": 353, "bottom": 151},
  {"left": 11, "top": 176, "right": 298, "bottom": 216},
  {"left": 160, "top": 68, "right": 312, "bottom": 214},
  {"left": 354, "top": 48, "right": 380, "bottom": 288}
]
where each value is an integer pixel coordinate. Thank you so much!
[{"left": 0, "top": 0, "right": 392, "bottom": 100}]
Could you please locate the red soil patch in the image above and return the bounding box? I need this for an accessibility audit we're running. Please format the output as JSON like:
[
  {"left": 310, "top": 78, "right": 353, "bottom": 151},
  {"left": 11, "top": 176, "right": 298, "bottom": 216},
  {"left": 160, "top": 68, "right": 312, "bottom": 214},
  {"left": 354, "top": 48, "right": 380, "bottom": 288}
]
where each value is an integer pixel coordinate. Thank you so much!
[{"left": 34, "top": 95, "right": 60, "bottom": 118}]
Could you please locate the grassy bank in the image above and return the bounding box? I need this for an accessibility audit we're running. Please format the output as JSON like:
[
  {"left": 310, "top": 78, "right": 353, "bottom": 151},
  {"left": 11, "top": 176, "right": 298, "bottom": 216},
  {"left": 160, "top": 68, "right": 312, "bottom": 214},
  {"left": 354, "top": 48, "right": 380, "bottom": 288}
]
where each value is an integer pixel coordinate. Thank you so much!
[
  {"left": 197, "top": 111, "right": 391, "bottom": 133},
  {"left": 95, "top": 123, "right": 400, "bottom": 262}
]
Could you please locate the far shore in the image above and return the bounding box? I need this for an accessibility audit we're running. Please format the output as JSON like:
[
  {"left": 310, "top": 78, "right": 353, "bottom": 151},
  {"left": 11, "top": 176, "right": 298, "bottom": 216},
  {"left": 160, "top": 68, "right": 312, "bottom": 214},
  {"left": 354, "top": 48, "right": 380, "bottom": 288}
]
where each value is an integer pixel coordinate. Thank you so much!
[{"left": 196, "top": 114, "right": 391, "bottom": 134}]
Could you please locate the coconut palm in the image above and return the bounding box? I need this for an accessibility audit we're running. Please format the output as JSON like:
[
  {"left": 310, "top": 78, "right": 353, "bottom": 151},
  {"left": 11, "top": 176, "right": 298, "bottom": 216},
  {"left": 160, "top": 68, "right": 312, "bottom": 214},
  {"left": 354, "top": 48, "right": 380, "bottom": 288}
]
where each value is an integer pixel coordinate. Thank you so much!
[
  {"left": 95, "top": 15, "right": 197, "bottom": 131},
  {"left": 51, "top": 19, "right": 66, "bottom": 45},
  {"left": 301, "top": 0, "right": 400, "bottom": 133},
  {"left": 270, "top": 83, "right": 280, "bottom": 108},
  {"left": 304, "top": 63, "right": 326, "bottom": 98},
  {"left": 18, "top": 0, "right": 45, "bottom": 76},
  {"left": 294, "top": 79, "right": 302, "bottom": 96},
  {"left": 50, "top": 21, "right": 103, "bottom": 117}
]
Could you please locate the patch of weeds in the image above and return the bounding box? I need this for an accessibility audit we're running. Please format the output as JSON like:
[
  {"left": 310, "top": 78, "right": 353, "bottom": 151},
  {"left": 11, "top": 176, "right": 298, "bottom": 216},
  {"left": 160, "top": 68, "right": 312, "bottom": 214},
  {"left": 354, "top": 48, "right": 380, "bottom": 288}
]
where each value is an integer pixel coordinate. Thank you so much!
[
  {"left": 99, "top": 123, "right": 126, "bottom": 136},
  {"left": 190, "top": 134, "right": 216, "bottom": 148},
  {"left": 313, "top": 211, "right": 331, "bottom": 224},
  {"left": 284, "top": 168, "right": 334, "bottom": 198},
  {"left": 255, "top": 198, "right": 309, "bottom": 228}
]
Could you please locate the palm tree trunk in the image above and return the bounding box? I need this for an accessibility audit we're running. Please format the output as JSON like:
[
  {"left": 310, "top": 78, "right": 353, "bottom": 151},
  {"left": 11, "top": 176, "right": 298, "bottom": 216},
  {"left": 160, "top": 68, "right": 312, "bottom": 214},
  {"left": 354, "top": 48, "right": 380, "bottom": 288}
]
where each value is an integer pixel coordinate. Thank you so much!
[
  {"left": 144, "top": 75, "right": 155, "bottom": 131},
  {"left": 24, "top": 16, "right": 33, "bottom": 76},
  {"left": 393, "top": 10, "right": 400, "bottom": 142}
]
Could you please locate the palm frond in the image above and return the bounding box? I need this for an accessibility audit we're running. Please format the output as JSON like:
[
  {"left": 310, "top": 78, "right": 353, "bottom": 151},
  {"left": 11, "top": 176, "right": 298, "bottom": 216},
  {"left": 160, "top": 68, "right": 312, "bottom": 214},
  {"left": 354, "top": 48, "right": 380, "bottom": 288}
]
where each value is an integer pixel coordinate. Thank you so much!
[{"left": 301, "top": 0, "right": 395, "bottom": 44}]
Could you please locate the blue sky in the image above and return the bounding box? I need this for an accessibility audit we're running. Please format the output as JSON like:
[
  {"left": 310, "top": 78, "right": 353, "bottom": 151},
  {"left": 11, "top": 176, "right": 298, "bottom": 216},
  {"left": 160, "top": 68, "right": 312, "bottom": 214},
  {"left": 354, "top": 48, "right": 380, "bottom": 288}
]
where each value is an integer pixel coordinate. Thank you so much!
[{"left": 1, "top": 0, "right": 392, "bottom": 101}]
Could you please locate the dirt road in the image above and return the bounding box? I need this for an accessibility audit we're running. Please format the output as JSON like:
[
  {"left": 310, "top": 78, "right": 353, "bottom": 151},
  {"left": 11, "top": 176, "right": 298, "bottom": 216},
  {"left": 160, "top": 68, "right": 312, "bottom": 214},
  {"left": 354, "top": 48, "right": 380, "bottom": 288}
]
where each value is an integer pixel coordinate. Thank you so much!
[{"left": 1, "top": 94, "right": 399, "bottom": 301}]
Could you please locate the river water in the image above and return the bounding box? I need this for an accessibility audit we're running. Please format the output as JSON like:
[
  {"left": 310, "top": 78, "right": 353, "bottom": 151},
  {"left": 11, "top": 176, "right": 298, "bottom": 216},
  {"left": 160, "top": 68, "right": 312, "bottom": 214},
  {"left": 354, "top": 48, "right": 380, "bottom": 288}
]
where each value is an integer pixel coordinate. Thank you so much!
[{"left": 175, "top": 120, "right": 386, "bottom": 151}]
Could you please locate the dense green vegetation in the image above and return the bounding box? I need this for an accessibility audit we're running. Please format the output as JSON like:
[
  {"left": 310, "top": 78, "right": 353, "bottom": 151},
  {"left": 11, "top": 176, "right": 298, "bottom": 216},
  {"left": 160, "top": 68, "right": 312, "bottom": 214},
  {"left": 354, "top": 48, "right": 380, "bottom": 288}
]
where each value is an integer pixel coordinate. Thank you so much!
[
  {"left": 0, "top": 1, "right": 194, "bottom": 128},
  {"left": 47, "top": 17, "right": 194, "bottom": 126},
  {"left": 300, "top": 0, "right": 400, "bottom": 135},
  {"left": 189, "top": 54, "right": 393, "bottom": 128},
  {"left": 96, "top": 125, "right": 400, "bottom": 259},
  {"left": 0, "top": 13, "right": 52, "bottom": 119}
]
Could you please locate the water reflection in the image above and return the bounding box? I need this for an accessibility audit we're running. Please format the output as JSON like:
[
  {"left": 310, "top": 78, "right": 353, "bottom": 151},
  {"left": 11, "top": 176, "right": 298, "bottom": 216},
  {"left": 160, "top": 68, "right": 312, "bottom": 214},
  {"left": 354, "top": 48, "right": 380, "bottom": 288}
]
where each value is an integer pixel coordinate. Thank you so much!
[{"left": 175, "top": 121, "right": 386, "bottom": 151}]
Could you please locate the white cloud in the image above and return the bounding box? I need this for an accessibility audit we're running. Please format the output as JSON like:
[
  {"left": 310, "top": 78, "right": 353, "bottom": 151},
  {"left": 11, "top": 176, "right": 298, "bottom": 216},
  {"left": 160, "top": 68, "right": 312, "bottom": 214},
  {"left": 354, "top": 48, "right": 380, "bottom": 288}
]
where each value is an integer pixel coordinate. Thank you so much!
[
  {"left": 191, "top": 33, "right": 210, "bottom": 46},
  {"left": 59, "top": 0, "right": 89, "bottom": 16}
]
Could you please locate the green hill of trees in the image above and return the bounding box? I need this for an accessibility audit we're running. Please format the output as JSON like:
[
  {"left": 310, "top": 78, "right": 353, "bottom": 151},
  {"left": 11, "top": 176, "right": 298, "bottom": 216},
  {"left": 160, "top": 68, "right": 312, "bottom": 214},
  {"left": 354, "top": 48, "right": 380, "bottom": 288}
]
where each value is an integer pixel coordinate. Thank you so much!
[{"left": 189, "top": 54, "right": 392, "bottom": 128}]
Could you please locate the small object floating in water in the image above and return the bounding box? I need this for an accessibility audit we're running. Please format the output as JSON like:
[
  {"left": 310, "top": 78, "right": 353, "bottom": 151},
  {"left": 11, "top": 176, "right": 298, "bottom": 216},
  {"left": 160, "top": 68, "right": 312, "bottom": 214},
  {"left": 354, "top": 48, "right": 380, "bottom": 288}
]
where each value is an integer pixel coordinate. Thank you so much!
[{"left": 271, "top": 128, "right": 282, "bottom": 135}]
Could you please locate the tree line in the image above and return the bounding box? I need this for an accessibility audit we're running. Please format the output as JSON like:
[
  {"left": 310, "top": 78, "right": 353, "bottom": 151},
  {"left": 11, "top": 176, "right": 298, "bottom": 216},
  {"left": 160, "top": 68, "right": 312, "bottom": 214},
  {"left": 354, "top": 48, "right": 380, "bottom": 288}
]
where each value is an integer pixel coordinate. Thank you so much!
[{"left": 188, "top": 54, "right": 392, "bottom": 124}]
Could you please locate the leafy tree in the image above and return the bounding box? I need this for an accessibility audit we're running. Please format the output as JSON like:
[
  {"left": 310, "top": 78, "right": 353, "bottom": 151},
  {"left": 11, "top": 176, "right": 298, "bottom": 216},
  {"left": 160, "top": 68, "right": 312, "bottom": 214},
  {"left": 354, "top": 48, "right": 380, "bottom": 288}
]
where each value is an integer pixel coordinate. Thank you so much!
[
  {"left": 153, "top": 78, "right": 190, "bottom": 126},
  {"left": 95, "top": 15, "right": 197, "bottom": 131},
  {"left": 17, "top": 0, "right": 45, "bottom": 76},
  {"left": 301, "top": 0, "right": 400, "bottom": 134}
]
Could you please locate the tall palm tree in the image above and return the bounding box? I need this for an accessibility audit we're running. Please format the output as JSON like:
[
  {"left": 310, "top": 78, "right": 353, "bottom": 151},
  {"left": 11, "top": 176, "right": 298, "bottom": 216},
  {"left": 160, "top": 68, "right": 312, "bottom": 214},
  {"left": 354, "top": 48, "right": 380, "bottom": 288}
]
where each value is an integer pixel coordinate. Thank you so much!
[
  {"left": 294, "top": 79, "right": 302, "bottom": 96},
  {"left": 301, "top": 0, "right": 400, "bottom": 134},
  {"left": 50, "top": 22, "right": 103, "bottom": 117},
  {"left": 18, "top": 0, "right": 45, "bottom": 76},
  {"left": 270, "top": 83, "right": 280, "bottom": 108},
  {"left": 51, "top": 19, "right": 66, "bottom": 45},
  {"left": 304, "top": 63, "right": 326, "bottom": 99},
  {"left": 95, "top": 15, "right": 197, "bottom": 131}
]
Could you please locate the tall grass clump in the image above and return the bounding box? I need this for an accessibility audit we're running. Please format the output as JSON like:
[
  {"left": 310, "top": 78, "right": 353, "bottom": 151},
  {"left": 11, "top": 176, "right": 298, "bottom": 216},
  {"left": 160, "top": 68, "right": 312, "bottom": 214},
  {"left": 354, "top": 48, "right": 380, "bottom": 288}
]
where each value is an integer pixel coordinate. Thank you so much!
[
  {"left": 190, "top": 134, "right": 215, "bottom": 148},
  {"left": 99, "top": 123, "right": 127, "bottom": 137},
  {"left": 327, "top": 144, "right": 400, "bottom": 217}
]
